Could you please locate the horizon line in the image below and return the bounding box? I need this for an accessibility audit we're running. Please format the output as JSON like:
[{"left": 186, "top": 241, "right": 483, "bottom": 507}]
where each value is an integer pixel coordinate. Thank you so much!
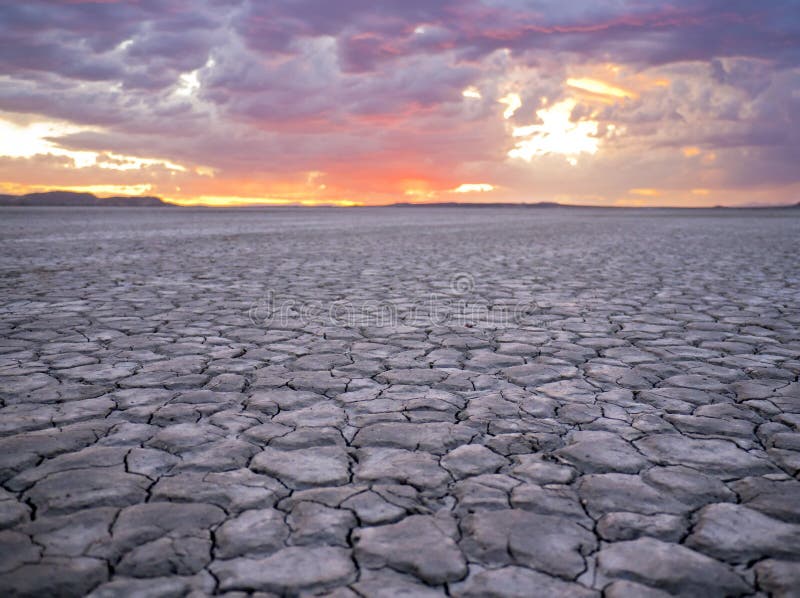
[{"left": 1, "top": 190, "right": 799, "bottom": 210}]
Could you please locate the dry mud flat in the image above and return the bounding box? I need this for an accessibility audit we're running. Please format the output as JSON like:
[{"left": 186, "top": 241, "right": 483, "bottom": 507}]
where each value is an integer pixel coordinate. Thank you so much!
[{"left": 0, "top": 206, "right": 799, "bottom": 597}]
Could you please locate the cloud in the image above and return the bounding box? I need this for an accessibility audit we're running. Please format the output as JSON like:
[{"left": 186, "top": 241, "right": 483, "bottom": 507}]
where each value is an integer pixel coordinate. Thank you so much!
[
  {"left": 0, "top": 0, "right": 798, "bottom": 205},
  {"left": 454, "top": 183, "right": 494, "bottom": 193}
]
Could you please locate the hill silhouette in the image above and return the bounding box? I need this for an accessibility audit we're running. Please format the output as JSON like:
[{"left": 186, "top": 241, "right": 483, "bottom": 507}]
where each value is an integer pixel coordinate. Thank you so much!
[{"left": 0, "top": 191, "right": 173, "bottom": 207}]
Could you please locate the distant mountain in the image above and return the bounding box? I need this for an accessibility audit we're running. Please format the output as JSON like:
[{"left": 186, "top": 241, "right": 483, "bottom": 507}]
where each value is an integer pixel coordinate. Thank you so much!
[
  {"left": 388, "top": 201, "right": 582, "bottom": 208},
  {"left": 712, "top": 202, "right": 800, "bottom": 209},
  {"left": 0, "top": 191, "right": 174, "bottom": 207},
  {"left": 388, "top": 200, "right": 800, "bottom": 209},
  {"left": 2, "top": 192, "right": 797, "bottom": 209}
]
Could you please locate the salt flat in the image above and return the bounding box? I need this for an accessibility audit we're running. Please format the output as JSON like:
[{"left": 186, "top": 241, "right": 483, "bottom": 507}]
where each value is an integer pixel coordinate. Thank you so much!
[{"left": 0, "top": 206, "right": 799, "bottom": 596}]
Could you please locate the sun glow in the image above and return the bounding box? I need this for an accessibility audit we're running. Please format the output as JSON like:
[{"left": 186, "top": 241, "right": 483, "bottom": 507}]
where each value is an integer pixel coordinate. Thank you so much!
[
  {"left": 630, "top": 188, "right": 662, "bottom": 197},
  {"left": 454, "top": 183, "right": 494, "bottom": 193},
  {"left": 167, "top": 195, "right": 361, "bottom": 207},
  {"left": 101, "top": 153, "right": 186, "bottom": 172},
  {"left": 174, "top": 57, "right": 214, "bottom": 98},
  {"left": 0, "top": 118, "right": 98, "bottom": 167},
  {"left": 498, "top": 93, "right": 522, "bottom": 119},
  {"left": 566, "top": 77, "right": 636, "bottom": 100},
  {"left": 0, "top": 117, "right": 187, "bottom": 172},
  {"left": 175, "top": 71, "right": 200, "bottom": 97},
  {"left": 507, "top": 99, "right": 600, "bottom": 165}
]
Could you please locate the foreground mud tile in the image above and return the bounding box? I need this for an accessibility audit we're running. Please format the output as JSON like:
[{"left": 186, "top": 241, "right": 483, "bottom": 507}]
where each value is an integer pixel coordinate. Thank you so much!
[
  {"left": 0, "top": 421, "right": 113, "bottom": 483},
  {"left": 5, "top": 446, "right": 129, "bottom": 492},
  {"left": 730, "top": 475, "right": 800, "bottom": 522},
  {"left": 685, "top": 503, "right": 800, "bottom": 564},
  {"left": 452, "top": 566, "right": 598, "bottom": 598},
  {"left": 555, "top": 431, "right": 651, "bottom": 474},
  {"left": 640, "top": 465, "right": 737, "bottom": 507},
  {"left": 634, "top": 434, "right": 778, "bottom": 476},
  {"left": 85, "top": 577, "right": 194, "bottom": 597},
  {"left": 350, "top": 567, "right": 445, "bottom": 597},
  {"left": 0, "top": 531, "right": 41, "bottom": 573},
  {"left": 596, "top": 537, "right": 750, "bottom": 597},
  {"left": 602, "top": 580, "right": 672, "bottom": 598},
  {"left": 441, "top": 444, "right": 508, "bottom": 479},
  {"left": 211, "top": 546, "right": 356, "bottom": 593},
  {"left": 754, "top": 559, "right": 800, "bottom": 597},
  {"left": 353, "top": 515, "right": 467, "bottom": 585},
  {"left": 510, "top": 454, "right": 577, "bottom": 484},
  {"left": 460, "top": 509, "right": 596, "bottom": 579},
  {"left": 97, "top": 502, "right": 226, "bottom": 566},
  {"left": 144, "top": 423, "right": 226, "bottom": 454},
  {"left": 576, "top": 473, "right": 690, "bottom": 517},
  {"left": 149, "top": 469, "right": 289, "bottom": 512},
  {"left": 354, "top": 448, "right": 451, "bottom": 489},
  {"left": 340, "top": 489, "right": 406, "bottom": 525},
  {"left": 0, "top": 557, "right": 108, "bottom": 597},
  {"left": 249, "top": 446, "right": 350, "bottom": 489},
  {"left": 351, "top": 421, "right": 475, "bottom": 454},
  {"left": 596, "top": 512, "right": 687, "bottom": 542},
  {"left": 288, "top": 501, "right": 356, "bottom": 547},
  {"left": 22, "top": 469, "right": 150, "bottom": 516},
  {"left": 509, "top": 483, "right": 591, "bottom": 524},
  {"left": 20, "top": 507, "right": 117, "bottom": 558},
  {"left": 116, "top": 532, "right": 212, "bottom": 577},
  {"left": 214, "top": 508, "right": 289, "bottom": 558},
  {"left": 0, "top": 493, "right": 30, "bottom": 530}
]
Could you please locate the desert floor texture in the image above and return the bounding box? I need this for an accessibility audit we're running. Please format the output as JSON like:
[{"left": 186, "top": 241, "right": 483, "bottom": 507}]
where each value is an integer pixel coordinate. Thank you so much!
[{"left": 0, "top": 206, "right": 799, "bottom": 597}]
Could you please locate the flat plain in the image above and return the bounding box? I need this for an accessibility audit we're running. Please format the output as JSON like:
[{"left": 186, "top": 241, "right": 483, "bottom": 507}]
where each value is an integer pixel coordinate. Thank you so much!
[{"left": 0, "top": 206, "right": 799, "bottom": 597}]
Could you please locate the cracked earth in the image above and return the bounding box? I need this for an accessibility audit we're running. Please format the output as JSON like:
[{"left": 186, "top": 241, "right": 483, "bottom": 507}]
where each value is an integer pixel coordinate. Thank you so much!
[{"left": 0, "top": 206, "right": 799, "bottom": 597}]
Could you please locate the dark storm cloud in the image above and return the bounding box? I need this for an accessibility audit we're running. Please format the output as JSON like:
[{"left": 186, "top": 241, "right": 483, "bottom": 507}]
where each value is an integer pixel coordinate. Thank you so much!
[
  {"left": 3, "top": 1, "right": 796, "bottom": 76},
  {"left": 2, "top": 1, "right": 797, "bottom": 92}
]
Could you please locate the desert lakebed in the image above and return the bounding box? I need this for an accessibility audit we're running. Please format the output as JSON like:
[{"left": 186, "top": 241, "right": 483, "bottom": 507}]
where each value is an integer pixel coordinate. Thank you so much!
[{"left": 0, "top": 206, "right": 799, "bottom": 596}]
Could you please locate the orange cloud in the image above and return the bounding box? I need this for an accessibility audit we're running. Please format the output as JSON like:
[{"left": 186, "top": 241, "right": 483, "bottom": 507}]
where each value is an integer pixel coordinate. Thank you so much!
[
  {"left": 566, "top": 77, "right": 636, "bottom": 100},
  {"left": 453, "top": 183, "right": 494, "bottom": 193},
  {"left": 629, "top": 188, "right": 662, "bottom": 196}
]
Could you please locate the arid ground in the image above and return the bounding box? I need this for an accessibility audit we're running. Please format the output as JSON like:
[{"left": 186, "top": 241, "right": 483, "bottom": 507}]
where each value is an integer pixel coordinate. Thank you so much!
[{"left": 1, "top": 207, "right": 799, "bottom": 597}]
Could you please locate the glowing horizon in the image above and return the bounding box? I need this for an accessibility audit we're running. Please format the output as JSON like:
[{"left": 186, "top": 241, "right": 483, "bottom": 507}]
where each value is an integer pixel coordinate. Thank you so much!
[{"left": 1, "top": 2, "right": 799, "bottom": 207}]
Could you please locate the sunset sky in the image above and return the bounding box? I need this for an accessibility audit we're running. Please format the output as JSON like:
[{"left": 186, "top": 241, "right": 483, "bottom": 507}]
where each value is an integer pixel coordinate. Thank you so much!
[{"left": 1, "top": 1, "right": 799, "bottom": 207}]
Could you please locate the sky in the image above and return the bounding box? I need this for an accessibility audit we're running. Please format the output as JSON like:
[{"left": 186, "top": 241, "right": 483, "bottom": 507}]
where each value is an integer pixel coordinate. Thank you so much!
[{"left": 1, "top": 1, "right": 799, "bottom": 207}]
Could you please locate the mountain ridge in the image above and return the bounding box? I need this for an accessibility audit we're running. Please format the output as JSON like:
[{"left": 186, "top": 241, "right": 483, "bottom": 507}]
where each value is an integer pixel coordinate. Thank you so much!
[
  {"left": 0, "top": 191, "right": 797, "bottom": 209},
  {"left": 0, "top": 191, "right": 174, "bottom": 207}
]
